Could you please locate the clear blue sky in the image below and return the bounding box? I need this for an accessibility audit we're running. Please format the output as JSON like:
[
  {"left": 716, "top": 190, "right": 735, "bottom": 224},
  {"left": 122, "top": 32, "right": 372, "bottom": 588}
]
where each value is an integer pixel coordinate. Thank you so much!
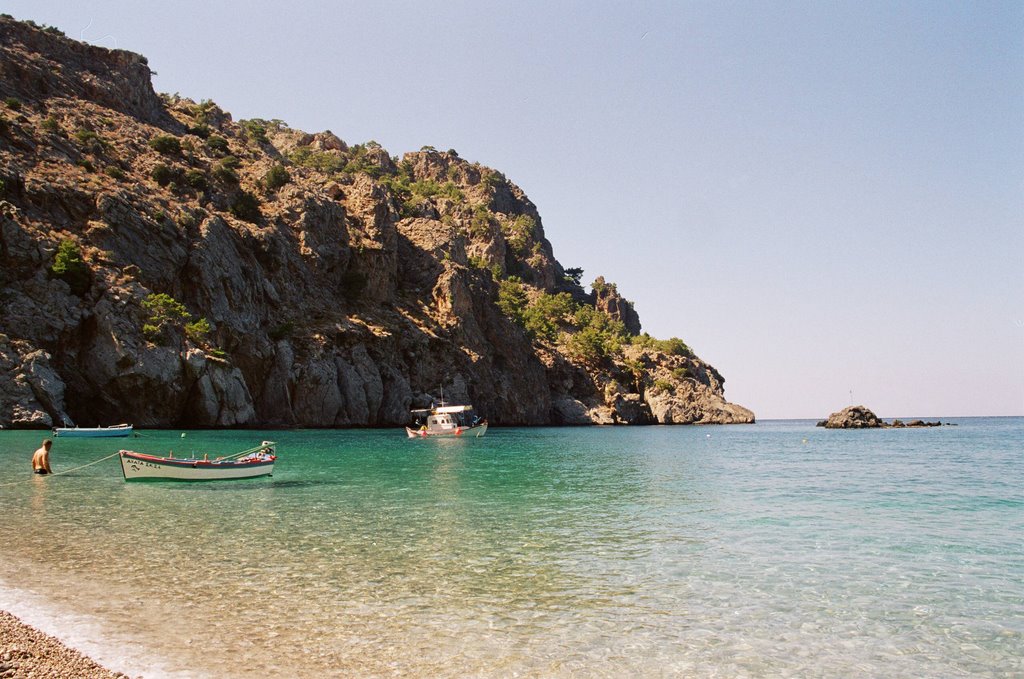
[{"left": 7, "top": 1, "right": 1023, "bottom": 418}]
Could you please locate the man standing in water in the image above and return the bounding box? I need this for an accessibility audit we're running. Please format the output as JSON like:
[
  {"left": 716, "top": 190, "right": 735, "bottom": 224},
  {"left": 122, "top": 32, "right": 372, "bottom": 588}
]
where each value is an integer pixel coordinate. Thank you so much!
[{"left": 32, "top": 439, "right": 52, "bottom": 475}]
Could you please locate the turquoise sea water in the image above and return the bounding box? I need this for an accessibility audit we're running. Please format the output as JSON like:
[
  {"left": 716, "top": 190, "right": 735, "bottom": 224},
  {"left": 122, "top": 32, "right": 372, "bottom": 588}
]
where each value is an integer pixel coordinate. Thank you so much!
[{"left": 0, "top": 419, "right": 1021, "bottom": 677}]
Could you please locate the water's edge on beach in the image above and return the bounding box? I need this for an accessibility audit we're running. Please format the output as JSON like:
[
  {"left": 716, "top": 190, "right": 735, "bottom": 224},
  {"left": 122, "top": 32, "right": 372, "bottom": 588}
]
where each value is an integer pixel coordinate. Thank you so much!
[
  {"left": 0, "top": 577, "right": 173, "bottom": 678},
  {"left": 0, "top": 605, "right": 123, "bottom": 678}
]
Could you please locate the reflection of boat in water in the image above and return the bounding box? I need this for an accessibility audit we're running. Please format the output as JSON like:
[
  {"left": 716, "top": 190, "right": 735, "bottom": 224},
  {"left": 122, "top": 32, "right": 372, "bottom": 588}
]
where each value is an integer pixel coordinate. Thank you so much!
[
  {"left": 406, "top": 405, "right": 488, "bottom": 438},
  {"left": 53, "top": 423, "right": 133, "bottom": 438},
  {"left": 119, "top": 441, "right": 276, "bottom": 481}
]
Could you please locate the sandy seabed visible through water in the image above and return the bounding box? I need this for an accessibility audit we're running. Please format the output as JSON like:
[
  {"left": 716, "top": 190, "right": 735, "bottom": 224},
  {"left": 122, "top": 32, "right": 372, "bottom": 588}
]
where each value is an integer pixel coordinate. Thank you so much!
[{"left": 1, "top": 421, "right": 1022, "bottom": 677}]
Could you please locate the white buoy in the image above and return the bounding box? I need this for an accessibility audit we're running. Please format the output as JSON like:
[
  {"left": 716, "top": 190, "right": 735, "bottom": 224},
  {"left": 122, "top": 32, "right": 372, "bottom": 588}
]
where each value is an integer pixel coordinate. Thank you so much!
[{"left": 181, "top": 432, "right": 186, "bottom": 438}]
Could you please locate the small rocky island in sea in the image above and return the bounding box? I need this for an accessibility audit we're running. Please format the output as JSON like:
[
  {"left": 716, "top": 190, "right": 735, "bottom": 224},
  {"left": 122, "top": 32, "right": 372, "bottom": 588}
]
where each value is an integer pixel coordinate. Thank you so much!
[
  {"left": 0, "top": 16, "right": 753, "bottom": 429},
  {"left": 817, "top": 405, "right": 947, "bottom": 429}
]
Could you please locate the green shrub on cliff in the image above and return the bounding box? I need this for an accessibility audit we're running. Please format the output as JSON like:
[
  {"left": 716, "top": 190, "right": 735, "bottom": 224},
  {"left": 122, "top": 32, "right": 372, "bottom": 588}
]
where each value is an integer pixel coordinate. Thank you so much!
[
  {"left": 212, "top": 161, "right": 238, "bottom": 184},
  {"left": 563, "top": 267, "right": 584, "bottom": 286},
  {"left": 631, "top": 333, "right": 691, "bottom": 357},
  {"left": 151, "top": 163, "right": 176, "bottom": 186},
  {"left": 522, "top": 292, "right": 574, "bottom": 342},
  {"left": 239, "top": 119, "right": 268, "bottom": 144},
  {"left": 49, "top": 239, "right": 91, "bottom": 296},
  {"left": 496, "top": 277, "right": 528, "bottom": 326},
  {"left": 288, "top": 147, "right": 345, "bottom": 173},
  {"left": 591, "top": 276, "right": 614, "bottom": 295},
  {"left": 20, "top": 20, "right": 64, "bottom": 36},
  {"left": 184, "top": 317, "right": 211, "bottom": 342},
  {"left": 74, "top": 128, "right": 107, "bottom": 154},
  {"left": 495, "top": 277, "right": 628, "bottom": 354},
  {"left": 229, "top": 191, "right": 262, "bottom": 223},
  {"left": 104, "top": 166, "right": 127, "bottom": 181},
  {"left": 469, "top": 206, "right": 493, "bottom": 238},
  {"left": 564, "top": 327, "right": 605, "bottom": 365},
  {"left": 672, "top": 366, "right": 693, "bottom": 380},
  {"left": 408, "top": 179, "right": 441, "bottom": 199},
  {"left": 343, "top": 144, "right": 385, "bottom": 178},
  {"left": 652, "top": 379, "right": 676, "bottom": 395},
  {"left": 564, "top": 305, "right": 628, "bottom": 365},
  {"left": 438, "top": 181, "right": 464, "bottom": 202},
  {"left": 142, "top": 293, "right": 189, "bottom": 341},
  {"left": 503, "top": 215, "right": 536, "bottom": 254},
  {"left": 263, "top": 164, "right": 290, "bottom": 191},
  {"left": 184, "top": 169, "right": 208, "bottom": 191},
  {"left": 481, "top": 171, "right": 503, "bottom": 189},
  {"left": 142, "top": 293, "right": 211, "bottom": 345},
  {"left": 191, "top": 99, "right": 217, "bottom": 124},
  {"left": 206, "top": 135, "right": 229, "bottom": 154},
  {"left": 149, "top": 134, "right": 181, "bottom": 155}
]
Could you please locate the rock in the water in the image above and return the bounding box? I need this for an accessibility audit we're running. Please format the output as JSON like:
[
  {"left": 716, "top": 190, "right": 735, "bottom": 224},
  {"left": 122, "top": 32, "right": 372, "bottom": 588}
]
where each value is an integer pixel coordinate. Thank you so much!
[
  {"left": 817, "top": 408, "right": 946, "bottom": 429},
  {"left": 905, "top": 419, "right": 942, "bottom": 427},
  {"left": 819, "top": 405, "right": 885, "bottom": 429}
]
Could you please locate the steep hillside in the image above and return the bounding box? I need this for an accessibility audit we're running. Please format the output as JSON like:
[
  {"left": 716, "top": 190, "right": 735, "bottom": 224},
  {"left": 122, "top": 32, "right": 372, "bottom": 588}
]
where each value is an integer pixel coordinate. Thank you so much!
[{"left": 0, "top": 17, "right": 754, "bottom": 428}]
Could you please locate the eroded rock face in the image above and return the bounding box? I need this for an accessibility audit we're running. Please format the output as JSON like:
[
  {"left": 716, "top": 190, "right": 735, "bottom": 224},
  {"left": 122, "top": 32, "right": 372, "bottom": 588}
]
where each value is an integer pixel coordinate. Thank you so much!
[
  {"left": 0, "top": 18, "right": 170, "bottom": 126},
  {"left": 0, "top": 17, "right": 754, "bottom": 429},
  {"left": 0, "top": 341, "right": 70, "bottom": 428},
  {"left": 592, "top": 277, "right": 641, "bottom": 336},
  {"left": 630, "top": 347, "right": 755, "bottom": 424}
]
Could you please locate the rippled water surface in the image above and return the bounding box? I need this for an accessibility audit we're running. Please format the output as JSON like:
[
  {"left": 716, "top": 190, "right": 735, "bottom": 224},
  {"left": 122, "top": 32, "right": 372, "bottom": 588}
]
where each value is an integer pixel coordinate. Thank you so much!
[{"left": 1, "top": 420, "right": 1022, "bottom": 677}]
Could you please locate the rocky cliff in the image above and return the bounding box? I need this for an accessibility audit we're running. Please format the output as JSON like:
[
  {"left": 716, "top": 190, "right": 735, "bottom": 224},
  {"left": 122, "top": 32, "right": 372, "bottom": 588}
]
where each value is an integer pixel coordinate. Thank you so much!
[{"left": 0, "top": 17, "right": 754, "bottom": 428}]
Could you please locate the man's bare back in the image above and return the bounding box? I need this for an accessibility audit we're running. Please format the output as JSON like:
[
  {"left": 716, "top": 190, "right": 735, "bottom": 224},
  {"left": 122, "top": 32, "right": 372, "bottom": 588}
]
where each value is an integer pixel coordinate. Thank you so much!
[{"left": 32, "top": 439, "right": 52, "bottom": 474}]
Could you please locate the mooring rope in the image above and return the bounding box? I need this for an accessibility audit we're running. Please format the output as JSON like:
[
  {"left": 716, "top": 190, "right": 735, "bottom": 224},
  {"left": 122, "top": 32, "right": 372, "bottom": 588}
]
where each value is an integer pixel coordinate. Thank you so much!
[
  {"left": 1, "top": 442, "right": 273, "bottom": 488},
  {"left": 0, "top": 450, "right": 122, "bottom": 488},
  {"left": 49, "top": 450, "right": 122, "bottom": 476}
]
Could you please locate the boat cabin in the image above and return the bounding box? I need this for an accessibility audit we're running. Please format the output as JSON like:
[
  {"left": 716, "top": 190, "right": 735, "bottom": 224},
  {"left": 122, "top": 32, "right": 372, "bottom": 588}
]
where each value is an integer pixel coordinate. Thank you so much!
[{"left": 410, "top": 405, "right": 481, "bottom": 431}]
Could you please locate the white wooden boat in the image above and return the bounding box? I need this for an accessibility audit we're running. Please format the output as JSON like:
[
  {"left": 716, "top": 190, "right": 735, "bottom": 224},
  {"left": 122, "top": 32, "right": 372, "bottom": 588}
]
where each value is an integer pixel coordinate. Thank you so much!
[
  {"left": 119, "top": 441, "right": 276, "bottom": 481},
  {"left": 406, "top": 405, "right": 488, "bottom": 438},
  {"left": 53, "top": 423, "right": 133, "bottom": 438}
]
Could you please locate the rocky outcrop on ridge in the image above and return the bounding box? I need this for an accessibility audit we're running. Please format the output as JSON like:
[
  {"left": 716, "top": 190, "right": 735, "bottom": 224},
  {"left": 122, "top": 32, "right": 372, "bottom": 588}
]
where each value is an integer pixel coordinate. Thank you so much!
[
  {"left": 817, "top": 406, "right": 945, "bottom": 429},
  {"left": 0, "top": 16, "right": 753, "bottom": 428},
  {"left": 591, "top": 277, "right": 642, "bottom": 336}
]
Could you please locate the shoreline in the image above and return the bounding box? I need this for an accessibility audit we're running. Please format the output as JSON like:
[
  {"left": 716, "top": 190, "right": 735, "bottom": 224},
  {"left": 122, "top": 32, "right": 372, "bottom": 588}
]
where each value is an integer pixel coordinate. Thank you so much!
[{"left": 0, "top": 609, "right": 125, "bottom": 678}]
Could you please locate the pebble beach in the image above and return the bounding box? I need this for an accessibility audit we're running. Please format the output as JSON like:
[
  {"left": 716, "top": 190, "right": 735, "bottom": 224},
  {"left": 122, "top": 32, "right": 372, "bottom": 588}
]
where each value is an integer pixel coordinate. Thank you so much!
[{"left": 0, "top": 610, "right": 124, "bottom": 679}]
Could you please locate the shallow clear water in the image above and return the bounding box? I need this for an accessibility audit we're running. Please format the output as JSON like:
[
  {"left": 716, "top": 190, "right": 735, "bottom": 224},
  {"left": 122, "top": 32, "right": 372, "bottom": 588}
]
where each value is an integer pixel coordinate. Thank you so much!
[{"left": 1, "top": 420, "right": 1021, "bottom": 677}]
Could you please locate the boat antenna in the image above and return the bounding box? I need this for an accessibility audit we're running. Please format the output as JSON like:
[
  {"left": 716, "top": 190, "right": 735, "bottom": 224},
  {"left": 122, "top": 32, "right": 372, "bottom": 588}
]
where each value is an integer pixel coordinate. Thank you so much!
[{"left": 439, "top": 383, "right": 446, "bottom": 407}]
